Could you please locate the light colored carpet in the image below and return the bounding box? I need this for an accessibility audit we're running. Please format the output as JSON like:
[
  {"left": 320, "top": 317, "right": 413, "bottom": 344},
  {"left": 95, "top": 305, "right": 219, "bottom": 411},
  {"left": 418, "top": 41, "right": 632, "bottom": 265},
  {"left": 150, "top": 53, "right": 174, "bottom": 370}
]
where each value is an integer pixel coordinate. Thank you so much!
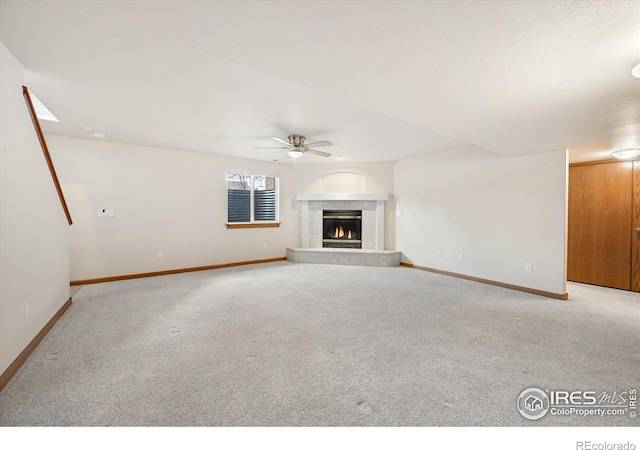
[{"left": 0, "top": 262, "right": 638, "bottom": 426}]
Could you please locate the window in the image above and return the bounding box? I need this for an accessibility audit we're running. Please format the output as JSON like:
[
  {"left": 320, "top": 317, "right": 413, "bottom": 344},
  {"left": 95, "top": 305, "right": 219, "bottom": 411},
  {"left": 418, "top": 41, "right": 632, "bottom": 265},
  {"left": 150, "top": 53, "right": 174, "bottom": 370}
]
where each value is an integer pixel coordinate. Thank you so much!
[{"left": 227, "top": 171, "right": 279, "bottom": 227}]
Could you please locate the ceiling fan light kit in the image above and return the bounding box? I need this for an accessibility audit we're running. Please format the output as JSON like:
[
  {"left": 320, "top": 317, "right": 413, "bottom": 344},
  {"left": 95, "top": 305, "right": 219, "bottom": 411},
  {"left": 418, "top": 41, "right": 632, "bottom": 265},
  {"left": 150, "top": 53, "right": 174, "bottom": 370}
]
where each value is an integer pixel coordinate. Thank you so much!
[
  {"left": 255, "top": 134, "right": 333, "bottom": 159},
  {"left": 288, "top": 149, "right": 304, "bottom": 159}
]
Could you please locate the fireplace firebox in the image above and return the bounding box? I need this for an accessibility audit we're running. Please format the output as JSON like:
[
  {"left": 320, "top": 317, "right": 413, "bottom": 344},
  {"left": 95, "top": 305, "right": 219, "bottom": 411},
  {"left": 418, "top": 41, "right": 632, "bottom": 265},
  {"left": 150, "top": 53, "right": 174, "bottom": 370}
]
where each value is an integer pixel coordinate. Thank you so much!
[{"left": 323, "top": 210, "right": 362, "bottom": 249}]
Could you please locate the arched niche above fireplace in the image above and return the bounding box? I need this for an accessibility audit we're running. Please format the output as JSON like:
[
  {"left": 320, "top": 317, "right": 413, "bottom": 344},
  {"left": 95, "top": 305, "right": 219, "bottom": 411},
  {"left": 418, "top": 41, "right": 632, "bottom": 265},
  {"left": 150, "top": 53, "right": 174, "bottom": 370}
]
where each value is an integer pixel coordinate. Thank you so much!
[{"left": 320, "top": 171, "right": 365, "bottom": 194}]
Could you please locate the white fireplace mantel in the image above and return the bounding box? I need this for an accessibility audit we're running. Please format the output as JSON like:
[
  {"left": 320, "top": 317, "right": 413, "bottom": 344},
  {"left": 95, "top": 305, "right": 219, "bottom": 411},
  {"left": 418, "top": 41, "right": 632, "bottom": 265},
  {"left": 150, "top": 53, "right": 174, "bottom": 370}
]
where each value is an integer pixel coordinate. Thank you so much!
[
  {"left": 295, "top": 193, "right": 392, "bottom": 250},
  {"left": 295, "top": 193, "right": 391, "bottom": 202}
]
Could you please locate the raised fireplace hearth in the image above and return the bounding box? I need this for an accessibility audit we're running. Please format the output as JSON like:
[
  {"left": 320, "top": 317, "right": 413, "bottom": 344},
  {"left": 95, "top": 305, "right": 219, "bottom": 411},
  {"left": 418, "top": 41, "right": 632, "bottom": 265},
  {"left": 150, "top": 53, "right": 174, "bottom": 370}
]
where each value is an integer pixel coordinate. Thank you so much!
[{"left": 323, "top": 210, "right": 362, "bottom": 249}]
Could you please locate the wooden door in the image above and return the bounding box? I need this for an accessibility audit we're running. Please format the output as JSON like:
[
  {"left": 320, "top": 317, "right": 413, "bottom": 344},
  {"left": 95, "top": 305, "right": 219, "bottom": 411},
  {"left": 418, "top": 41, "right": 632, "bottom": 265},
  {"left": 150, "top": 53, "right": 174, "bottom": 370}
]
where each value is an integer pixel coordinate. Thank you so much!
[
  {"left": 632, "top": 161, "right": 640, "bottom": 292},
  {"left": 568, "top": 162, "right": 632, "bottom": 290}
]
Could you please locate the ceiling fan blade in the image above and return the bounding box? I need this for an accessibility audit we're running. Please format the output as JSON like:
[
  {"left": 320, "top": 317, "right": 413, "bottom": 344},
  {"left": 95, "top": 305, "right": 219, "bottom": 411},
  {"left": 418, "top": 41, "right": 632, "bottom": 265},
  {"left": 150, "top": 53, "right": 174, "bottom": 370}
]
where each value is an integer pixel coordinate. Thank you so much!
[
  {"left": 304, "top": 148, "right": 332, "bottom": 157},
  {"left": 303, "top": 140, "right": 332, "bottom": 148},
  {"left": 254, "top": 146, "right": 290, "bottom": 149},
  {"left": 271, "top": 136, "right": 291, "bottom": 146}
]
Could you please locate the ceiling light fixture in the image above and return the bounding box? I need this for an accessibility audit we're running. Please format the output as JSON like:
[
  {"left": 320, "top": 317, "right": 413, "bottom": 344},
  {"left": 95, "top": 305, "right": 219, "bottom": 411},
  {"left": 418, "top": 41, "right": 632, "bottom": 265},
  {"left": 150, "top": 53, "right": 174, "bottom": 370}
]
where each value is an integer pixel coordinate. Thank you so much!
[
  {"left": 610, "top": 148, "right": 640, "bottom": 159},
  {"left": 633, "top": 63, "right": 640, "bottom": 78},
  {"left": 288, "top": 149, "right": 304, "bottom": 159}
]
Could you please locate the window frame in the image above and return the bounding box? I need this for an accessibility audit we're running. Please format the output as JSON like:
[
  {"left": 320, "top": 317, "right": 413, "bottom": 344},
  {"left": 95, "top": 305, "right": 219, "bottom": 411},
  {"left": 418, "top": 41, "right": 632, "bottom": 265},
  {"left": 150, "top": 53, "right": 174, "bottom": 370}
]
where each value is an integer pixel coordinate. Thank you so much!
[{"left": 226, "top": 170, "right": 280, "bottom": 228}]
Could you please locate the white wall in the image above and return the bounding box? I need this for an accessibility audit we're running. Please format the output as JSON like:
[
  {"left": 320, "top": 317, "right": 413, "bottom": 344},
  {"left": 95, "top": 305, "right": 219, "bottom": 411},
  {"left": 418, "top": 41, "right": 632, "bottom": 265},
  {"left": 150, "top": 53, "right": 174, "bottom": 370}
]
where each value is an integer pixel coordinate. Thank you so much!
[
  {"left": 395, "top": 147, "right": 567, "bottom": 295},
  {"left": 0, "top": 42, "right": 70, "bottom": 375},
  {"left": 47, "top": 136, "right": 298, "bottom": 281},
  {"left": 295, "top": 164, "right": 395, "bottom": 194},
  {"left": 294, "top": 163, "right": 396, "bottom": 249}
]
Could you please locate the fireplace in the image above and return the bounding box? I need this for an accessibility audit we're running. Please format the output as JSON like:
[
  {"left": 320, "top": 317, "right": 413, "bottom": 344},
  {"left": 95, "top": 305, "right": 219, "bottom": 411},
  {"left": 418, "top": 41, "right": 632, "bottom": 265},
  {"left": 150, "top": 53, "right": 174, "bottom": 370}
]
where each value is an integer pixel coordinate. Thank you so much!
[
  {"left": 296, "top": 193, "right": 390, "bottom": 250},
  {"left": 323, "top": 210, "right": 362, "bottom": 249}
]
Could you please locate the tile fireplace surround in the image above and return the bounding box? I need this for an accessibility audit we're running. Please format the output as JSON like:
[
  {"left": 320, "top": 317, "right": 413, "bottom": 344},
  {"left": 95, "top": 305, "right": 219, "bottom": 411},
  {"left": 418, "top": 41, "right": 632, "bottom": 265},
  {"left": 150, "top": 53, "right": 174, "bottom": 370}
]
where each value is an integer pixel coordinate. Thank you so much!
[{"left": 288, "top": 193, "right": 400, "bottom": 267}]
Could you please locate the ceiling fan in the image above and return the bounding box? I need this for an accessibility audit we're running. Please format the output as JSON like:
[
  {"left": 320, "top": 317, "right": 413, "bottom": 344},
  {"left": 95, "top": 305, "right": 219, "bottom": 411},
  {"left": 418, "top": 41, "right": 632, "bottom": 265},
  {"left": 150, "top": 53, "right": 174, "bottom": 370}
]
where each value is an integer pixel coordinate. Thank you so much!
[{"left": 255, "top": 135, "right": 332, "bottom": 159}]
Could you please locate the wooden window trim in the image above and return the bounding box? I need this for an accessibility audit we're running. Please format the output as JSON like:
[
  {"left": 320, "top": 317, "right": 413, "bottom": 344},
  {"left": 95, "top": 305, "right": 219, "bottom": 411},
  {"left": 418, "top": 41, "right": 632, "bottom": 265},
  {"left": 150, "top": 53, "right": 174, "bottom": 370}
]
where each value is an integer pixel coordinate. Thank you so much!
[{"left": 226, "top": 222, "right": 281, "bottom": 229}]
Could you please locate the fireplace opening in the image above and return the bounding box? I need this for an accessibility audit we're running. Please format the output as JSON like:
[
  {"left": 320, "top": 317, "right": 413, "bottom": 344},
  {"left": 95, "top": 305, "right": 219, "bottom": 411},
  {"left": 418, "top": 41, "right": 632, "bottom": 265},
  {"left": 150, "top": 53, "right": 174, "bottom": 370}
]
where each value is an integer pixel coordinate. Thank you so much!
[{"left": 323, "top": 210, "right": 362, "bottom": 249}]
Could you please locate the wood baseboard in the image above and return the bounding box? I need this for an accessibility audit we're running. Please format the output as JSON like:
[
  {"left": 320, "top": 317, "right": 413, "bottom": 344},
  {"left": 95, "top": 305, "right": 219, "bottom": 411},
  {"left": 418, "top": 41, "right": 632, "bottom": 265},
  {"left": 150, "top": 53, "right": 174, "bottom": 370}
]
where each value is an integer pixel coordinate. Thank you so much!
[
  {"left": 0, "top": 297, "right": 72, "bottom": 391},
  {"left": 70, "top": 257, "right": 288, "bottom": 286},
  {"left": 400, "top": 262, "right": 569, "bottom": 300}
]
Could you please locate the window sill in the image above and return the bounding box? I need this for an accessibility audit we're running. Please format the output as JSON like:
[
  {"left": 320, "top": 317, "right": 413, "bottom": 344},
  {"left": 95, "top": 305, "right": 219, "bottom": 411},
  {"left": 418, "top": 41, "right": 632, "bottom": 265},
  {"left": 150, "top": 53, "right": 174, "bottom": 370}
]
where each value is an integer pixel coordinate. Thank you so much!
[{"left": 226, "top": 223, "right": 281, "bottom": 229}]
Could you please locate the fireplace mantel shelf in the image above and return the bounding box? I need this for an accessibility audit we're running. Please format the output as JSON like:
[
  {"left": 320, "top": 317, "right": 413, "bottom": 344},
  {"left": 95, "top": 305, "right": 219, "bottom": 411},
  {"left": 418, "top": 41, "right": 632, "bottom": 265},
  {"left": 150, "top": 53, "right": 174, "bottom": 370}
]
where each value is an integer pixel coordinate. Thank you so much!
[{"left": 295, "top": 193, "right": 391, "bottom": 202}]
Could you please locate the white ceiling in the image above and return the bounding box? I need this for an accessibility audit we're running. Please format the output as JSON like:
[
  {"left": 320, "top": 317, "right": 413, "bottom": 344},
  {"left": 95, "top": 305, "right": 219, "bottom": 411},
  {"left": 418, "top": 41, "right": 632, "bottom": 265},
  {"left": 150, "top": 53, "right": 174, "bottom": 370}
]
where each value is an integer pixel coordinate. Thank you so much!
[{"left": 1, "top": 0, "right": 639, "bottom": 165}]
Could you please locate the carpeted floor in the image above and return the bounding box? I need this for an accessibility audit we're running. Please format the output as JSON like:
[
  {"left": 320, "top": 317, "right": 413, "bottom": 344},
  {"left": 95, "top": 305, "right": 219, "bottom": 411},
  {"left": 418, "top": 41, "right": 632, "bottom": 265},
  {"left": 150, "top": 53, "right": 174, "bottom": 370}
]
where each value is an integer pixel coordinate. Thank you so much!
[{"left": 0, "top": 262, "right": 638, "bottom": 426}]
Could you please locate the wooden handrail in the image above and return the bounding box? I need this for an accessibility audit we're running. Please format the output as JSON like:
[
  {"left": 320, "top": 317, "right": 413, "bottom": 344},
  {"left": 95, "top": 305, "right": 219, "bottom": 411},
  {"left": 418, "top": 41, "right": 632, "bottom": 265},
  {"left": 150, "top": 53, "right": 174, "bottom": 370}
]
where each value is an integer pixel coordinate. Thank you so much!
[{"left": 22, "top": 86, "right": 72, "bottom": 225}]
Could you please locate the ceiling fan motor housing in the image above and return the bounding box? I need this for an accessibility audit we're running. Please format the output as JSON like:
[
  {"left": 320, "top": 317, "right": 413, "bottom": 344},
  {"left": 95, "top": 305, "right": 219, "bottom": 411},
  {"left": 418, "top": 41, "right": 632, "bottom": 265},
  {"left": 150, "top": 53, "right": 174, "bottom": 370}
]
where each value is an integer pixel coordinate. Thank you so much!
[
  {"left": 289, "top": 135, "right": 305, "bottom": 147},
  {"left": 255, "top": 134, "right": 331, "bottom": 158}
]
